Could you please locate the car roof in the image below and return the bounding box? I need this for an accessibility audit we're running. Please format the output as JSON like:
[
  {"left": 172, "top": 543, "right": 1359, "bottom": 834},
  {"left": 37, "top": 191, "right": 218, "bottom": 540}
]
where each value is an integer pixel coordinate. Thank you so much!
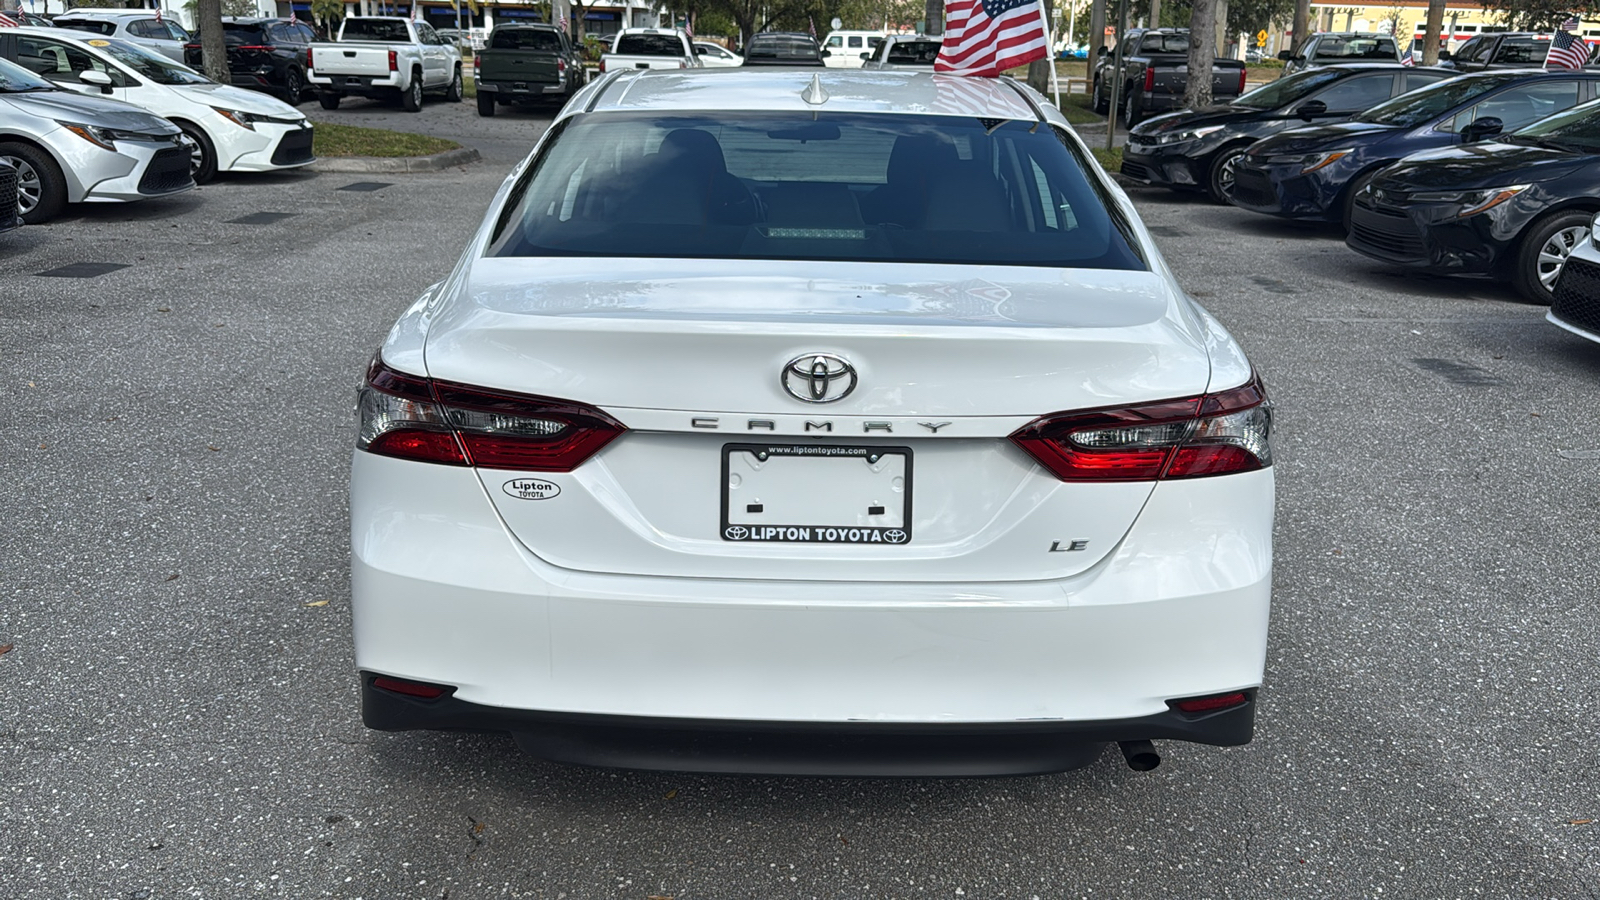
[
  {"left": 53, "top": 10, "right": 149, "bottom": 18},
  {"left": 11, "top": 25, "right": 131, "bottom": 43},
  {"left": 593, "top": 69, "right": 1038, "bottom": 120},
  {"left": 1314, "top": 32, "right": 1395, "bottom": 38},
  {"left": 1303, "top": 62, "right": 1450, "bottom": 71}
]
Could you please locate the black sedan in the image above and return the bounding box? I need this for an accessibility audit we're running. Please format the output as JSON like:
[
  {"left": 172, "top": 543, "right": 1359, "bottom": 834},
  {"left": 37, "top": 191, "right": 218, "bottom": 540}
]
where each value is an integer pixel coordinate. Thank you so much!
[
  {"left": 1122, "top": 63, "right": 1453, "bottom": 202},
  {"left": 1346, "top": 99, "right": 1600, "bottom": 303}
]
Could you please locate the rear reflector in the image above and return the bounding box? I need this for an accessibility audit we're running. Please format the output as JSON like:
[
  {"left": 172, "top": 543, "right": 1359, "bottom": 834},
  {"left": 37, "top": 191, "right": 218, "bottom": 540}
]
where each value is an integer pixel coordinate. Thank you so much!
[
  {"left": 372, "top": 676, "right": 452, "bottom": 699},
  {"left": 1168, "top": 691, "right": 1249, "bottom": 714},
  {"left": 358, "top": 356, "right": 626, "bottom": 471},
  {"left": 1009, "top": 374, "right": 1271, "bottom": 482}
]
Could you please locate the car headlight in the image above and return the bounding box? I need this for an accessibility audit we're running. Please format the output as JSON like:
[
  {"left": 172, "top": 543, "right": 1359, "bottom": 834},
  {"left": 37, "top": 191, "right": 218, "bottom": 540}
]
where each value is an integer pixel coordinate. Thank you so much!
[
  {"left": 212, "top": 107, "right": 262, "bottom": 131},
  {"left": 1409, "top": 184, "right": 1530, "bottom": 218},
  {"left": 1265, "top": 149, "right": 1352, "bottom": 173},
  {"left": 1156, "top": 124, "right": 1226, "bottom": 145},
  {"left": 54, "top": 120, "right": 147, "bottom": 151}
]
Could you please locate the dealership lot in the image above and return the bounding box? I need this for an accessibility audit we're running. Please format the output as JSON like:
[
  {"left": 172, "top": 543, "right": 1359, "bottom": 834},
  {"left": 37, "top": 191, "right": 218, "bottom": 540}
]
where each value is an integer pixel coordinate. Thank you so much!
[{"left": 2, "top": 105, "right": 1598, "bottom": 898}]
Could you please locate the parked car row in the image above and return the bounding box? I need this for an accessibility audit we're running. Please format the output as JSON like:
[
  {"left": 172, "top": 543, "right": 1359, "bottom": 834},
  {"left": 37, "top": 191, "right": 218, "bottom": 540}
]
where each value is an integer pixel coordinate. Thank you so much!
[
  {"left": 1124, "top": 65, "right": 1600, "bottom": 304},
  {"left": 0, "top": 27, "right": 313, "bottom": 228}
]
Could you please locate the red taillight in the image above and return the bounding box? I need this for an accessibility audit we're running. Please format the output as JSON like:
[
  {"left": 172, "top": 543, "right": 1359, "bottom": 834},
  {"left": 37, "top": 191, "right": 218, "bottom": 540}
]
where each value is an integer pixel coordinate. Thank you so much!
[
  {"left": 556, "top": 57, "right": 566, "bottom": 72},
  {"left": 236, "top": 44, "right": 271, "bottom": 50},
  {"left": 1237, "top": 68, "right": 1247, "bottom": 94},
  {"left": 372, "top": 676, "right": 452, "bottom": 699},
  {"left": 306, "top": 46, "right": 314, "bottom": 68},
  {"left": 473, "top": 53, "right": 481, "bottom": 74},
  {"left": 1008, "top": 375, "right": 1271, "bottom": 482},
  {"left": 358, "top": 358, "right": 626, "bottom": 472},
  {"left": 598, "top": 58, "right": 607, "bottom": 73},
  {"left": 1143, "top": 67, "right": 1155, "bottom": 92},
  {"left": 1168, "top": 691, "right": 1249, "bottom": 714},
  {"left": 185, "top": 42, "right": 201, "bottom": 49},
  {"left": 388, "top": 49, "right": 398, "bottom": 71}
]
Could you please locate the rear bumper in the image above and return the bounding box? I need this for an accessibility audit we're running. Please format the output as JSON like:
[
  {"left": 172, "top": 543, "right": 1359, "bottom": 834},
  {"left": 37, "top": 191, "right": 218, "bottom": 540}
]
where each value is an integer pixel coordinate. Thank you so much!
[
  {"left": 479, "top": 79, "right": 569, "bottom": 97},
  {"left": 352, "top": 446, "right": 1272, "bottom": 757},
  {"left": 362, "top": 675, "right": 1257, "bottom": 775},
  {"left": 309, "top": 72, "right": 404, "bottom": 94}
]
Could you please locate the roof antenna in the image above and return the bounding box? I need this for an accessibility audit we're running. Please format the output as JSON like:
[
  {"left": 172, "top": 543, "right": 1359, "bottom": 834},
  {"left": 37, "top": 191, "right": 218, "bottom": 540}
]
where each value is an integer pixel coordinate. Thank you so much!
[{"left": 801, "top": 73, "right": 829, "bottom": 105}]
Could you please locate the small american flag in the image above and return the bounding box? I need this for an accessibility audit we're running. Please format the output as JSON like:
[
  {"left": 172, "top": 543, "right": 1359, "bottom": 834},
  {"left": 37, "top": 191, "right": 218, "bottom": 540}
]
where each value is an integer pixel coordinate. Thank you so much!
[
  {"left": 935, "top": 0, "right": 1050, "bottom": 77},
  {"left": 1400, "top": 46, "right": 1414, "bottom": 66},
  {"left": 808, "top": 16, "right": 816, "bottom": 39},
  {"left": 1546, "top": 29, "right": 1589, "bottom": 70},
  {"left": 153, "top": 5, "right": 162, "bottom": 22},
  {"left": 1561, "top": 16, "right": 1580, "bottom": 30},
  {"left": 289, "top": 9, "right": 298, "bottom": 24},
  {"left": 0, "top": 11, "right": 18, "bottom": 27}
]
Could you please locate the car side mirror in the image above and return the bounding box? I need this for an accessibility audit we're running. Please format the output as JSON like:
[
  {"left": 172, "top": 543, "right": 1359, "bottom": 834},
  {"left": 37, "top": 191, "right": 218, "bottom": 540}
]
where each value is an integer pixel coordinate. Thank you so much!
[
  {"left": 1276, "top": 50, "right": 1293, "bottom": 61},
  {"left": 80, "top": 69, "right": 114, "bottom": 93},
  {"left": 1462, "top": 116, "right": 1502, "bottom": 142},
  {"left": 1438, "top": 50, "right": 1452, "bottom": 61},
  {"left": 860, "top": 51, "right": 872, "bottom": 60},
  {"left": 1296, "top": 99, "right": 1327, "bottom": 121},
  {"left": 1096, "top": 46, "right": 1107, "bottom": 57},
  {"left": 821, "top": 49, "right": 831, "bottom": 57}
]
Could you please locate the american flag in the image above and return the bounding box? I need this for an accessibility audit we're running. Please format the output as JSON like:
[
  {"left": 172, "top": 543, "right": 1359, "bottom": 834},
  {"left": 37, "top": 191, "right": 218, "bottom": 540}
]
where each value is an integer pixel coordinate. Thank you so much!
[
  {"left": 0, "top": 11, "right": 18, "bottom": 27},
  {"left": 1561, "top": 16, "right": 1580, "bottom": 30},
  {"left": 1400, "top": 46, "right": 1414, "bottom": 66},
  {"left": 153, "top": 4, "right": 162, "bottom": 22},
  {"left": 1546, "top": 29, "right": 1589, "bottom": 70},
  {"left": 289, "top": 8, "right": 298, "bottom": 24},
  {"left": 934, "top": 0, "right": 1050, "bottom": 77}
]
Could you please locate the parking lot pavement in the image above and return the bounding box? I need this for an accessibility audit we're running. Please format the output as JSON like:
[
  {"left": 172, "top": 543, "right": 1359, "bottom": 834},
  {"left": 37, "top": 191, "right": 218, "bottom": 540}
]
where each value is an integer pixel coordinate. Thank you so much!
[{"left": 2, "top": 111, "right": 1599, "bottom": 899}]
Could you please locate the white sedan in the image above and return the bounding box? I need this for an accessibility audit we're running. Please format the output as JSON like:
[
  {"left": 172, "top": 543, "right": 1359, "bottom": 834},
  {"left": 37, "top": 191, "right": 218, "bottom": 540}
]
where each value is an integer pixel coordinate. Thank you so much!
[
  {"left": 1548, "top": 210, "right": 1600, "bottom": 345},
  {"left": 4, "top": 27, "right": 313, "bottom": 183},
  {"left": 352, "top": 68, "right": 1275, "bottom": 776}
]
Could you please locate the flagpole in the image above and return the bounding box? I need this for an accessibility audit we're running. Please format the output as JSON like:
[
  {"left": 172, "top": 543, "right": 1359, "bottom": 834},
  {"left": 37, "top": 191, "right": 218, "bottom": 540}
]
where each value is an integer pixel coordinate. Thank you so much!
[{"left": 1036, "top": 0, "right": 1060, "bottom": 108}]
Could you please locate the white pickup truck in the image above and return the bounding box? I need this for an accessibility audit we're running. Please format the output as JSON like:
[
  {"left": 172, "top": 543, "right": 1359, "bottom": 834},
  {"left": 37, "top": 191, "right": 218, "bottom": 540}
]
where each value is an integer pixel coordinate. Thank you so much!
[
  {"left": 308, "top": 17, "right": 463, "bottom": 112},
  {"left": 597, "top": 28, "right": 700, "bottom": 74}
]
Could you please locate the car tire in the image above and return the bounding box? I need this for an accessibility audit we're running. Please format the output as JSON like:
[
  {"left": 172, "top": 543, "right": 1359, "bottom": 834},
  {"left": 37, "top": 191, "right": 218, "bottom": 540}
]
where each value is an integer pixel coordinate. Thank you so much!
[
  {"left": 176, "top": 122, "right": 218, "bottom": 185},
  {"left": 477, "top": 90, "right": 495, "bottom": 117},
  {"left": 1513, "top": 210, "right": 1592, "bottom": 305},
  {"left": 403, "top": 72, "right": 424, "bottom": 112},
  {"left": 1340, "top": 169, "right": 1379, "bottom": 235},
  {"left": 446, "top": 67, "right": 463, "bottom": 103},
  {"left": 1092, "top": 76, "right": 1107, "bottom": 114},
  {"left": 282, "top": 68, "right": 304, "bottom": 104},
  {"left": 1122, "top": 88, "right": 1143, "bottom": 127},
  {"left": 318, "top": 91, "right": 340, "bottom": 110},
  {"left": 1206, "top": 145, "right": 1247, "bottom": 204},
  {"left": 0, "top": 141, "right": 66, "bottom": 224}
]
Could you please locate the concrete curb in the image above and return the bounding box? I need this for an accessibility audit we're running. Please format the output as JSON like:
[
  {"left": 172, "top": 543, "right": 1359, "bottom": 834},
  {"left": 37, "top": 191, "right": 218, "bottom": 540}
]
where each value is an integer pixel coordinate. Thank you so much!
[{"left": 309, "top": 146, "right": 481, "bottom": 173}]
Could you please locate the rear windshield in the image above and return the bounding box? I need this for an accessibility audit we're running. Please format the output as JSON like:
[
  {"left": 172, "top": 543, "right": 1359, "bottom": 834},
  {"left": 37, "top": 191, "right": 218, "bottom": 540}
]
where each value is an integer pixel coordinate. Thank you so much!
[
  {"left": 491, "top": 28, "right": 562, "bottom": 51},
  {"left": 1137, "top": 33, "right": 1190, "bottom": 53},
  {"left": 487, "top": 112, "right": 1144, "bottom": 271},
  {"left": 886, "top": 40, "right": 941, "bottom": 64},
  {"left": 1311, "top": 36, "right": 1398, "bottom": 60},
  {"left": 341, "top": 19, "right": 412, "bottom": 42},
  {"left": 222, "top": 24, "right": 267, "bottom": 45},
  {"left": 1232, "top": 68, "right": 1349, "bottom": 109},
  {"left": 53, "top": 19, "right": 119, "bottom": 36},
  {"left": 748, "top": 36, "right": 822, "bottom": 59},
  {"left": 1353, "top": 72, "right": 1523, "bottom": 127},
  {"left": 614, "top": 34, "right": 685, "bottom": 56}
]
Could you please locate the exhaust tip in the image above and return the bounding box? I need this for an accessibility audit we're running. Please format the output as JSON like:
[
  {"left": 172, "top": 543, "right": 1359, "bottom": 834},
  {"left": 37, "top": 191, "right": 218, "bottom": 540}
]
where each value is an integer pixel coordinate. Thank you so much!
[{"left": 1118, "top": 740, "right": 1161, "bottom": 772}]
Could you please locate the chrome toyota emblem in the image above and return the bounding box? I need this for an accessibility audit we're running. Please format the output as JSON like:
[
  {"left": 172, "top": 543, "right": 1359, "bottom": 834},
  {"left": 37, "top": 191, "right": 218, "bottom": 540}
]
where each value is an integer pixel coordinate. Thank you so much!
[{"left": 781, "top": 354, "right": 857, "bottom": 403}]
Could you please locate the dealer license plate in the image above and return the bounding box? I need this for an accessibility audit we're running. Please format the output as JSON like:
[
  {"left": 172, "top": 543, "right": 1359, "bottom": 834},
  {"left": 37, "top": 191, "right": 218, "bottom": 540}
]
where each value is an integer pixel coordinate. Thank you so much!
[{"left": 720, "top": 443, "right": 912, "bottom": 544}]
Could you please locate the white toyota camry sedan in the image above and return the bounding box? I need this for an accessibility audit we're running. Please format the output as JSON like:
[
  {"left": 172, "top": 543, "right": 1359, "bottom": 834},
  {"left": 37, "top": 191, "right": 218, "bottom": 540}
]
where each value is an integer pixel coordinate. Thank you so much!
[{"left": 352, "top": 68, "right": 1275, "bottom": 776}]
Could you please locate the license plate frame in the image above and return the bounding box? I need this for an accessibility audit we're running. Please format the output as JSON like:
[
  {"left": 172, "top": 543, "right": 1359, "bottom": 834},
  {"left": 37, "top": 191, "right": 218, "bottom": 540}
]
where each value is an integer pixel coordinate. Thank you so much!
[{"left": 720, "top": 443, "right": 913, "bottom": 545}]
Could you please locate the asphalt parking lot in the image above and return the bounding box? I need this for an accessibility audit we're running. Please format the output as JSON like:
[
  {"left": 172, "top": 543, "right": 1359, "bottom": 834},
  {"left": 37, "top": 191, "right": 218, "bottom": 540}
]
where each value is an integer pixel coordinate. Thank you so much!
[{"left": 3, "top": 97, "right": 1599, "bottom": 899}]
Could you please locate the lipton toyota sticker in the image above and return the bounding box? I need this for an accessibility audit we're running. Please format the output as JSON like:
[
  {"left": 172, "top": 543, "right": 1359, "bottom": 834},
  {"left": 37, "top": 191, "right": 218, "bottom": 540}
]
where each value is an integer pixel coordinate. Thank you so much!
[
  {"left": 88, "top": 40, "right": 112, "bottom": 47},
  {"left": 503, "top": 478, "right": 560, "bottom": 500}
]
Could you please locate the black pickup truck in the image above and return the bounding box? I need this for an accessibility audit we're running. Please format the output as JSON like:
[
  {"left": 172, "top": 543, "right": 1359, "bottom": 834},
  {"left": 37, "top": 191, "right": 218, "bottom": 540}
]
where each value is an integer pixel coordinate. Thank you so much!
[
  {"left": 1092, "top": 28, "right": 1248, "bottom": 125},
  {"left": 474, "top": 23, "right": 584, "bottom": 116}
]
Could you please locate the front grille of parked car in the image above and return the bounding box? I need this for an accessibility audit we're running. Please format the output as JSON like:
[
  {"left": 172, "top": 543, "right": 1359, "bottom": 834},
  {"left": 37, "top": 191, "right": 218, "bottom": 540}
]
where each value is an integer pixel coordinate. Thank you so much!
[
  {"left": 1228, "top": 168, "right": 1274, "bottom": 207},
  {"left": 1119, "top": 158, "right": 1157, "bottom": 182},
  {"left": 1347, "top": 203, "right": 1426, "bottom": 262},
  {"left": 271, "top": 127, "right": 314, "bottom": 166},
  {"left": 1551, "top": 256, "right": 1600, "bottom": 334},
  {"left": 138, "top": 146, "right": 193, "bottom": 195},
  {"left": 0, "top": 165, "right": 18, "bottom": 224}
]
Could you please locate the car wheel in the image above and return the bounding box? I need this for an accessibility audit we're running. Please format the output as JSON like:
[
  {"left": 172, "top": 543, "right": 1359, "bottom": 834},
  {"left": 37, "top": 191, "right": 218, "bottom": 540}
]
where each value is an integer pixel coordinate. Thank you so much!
[
  {"left": 1206, "top": 145, "right": 1247, "bottom": 204},
  {"left": 1514, "top": 210, "right": 1591, "bottom": 304},
  {"left": 1092, "top": 76, "right": 1107, "bottom": 114},
  {"left": 1122, "top": 88, "right": 1143, "bottom": 127},
  {"left": 477, "top": 90, "right": 495, "bottom": 117},
  {"left": 403, "top": 72, "right": 423, "bottom": 112},
  {"left": 1340, "top": 169, "right": 1379, "bottom": 234},
  {"left": 0, "top": 141, "right": 66, "bottom": 224},
  {"left": 318, "top": 91, "right": 340, "bottom": 110},
  {"left": 446, "top": 67, "right": 463, "bottom": 103},
  {"left": 282, "top": 68, "right": 304, "bottom": 104},
  {"left": 176, "top": 123, "right": 217, "bottom": 185}
]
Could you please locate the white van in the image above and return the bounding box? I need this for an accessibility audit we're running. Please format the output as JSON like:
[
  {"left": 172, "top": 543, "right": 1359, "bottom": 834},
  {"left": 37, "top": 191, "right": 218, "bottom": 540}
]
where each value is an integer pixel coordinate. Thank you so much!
[{"left": 821, "top": 29, "right": 886, "bottom": 68}]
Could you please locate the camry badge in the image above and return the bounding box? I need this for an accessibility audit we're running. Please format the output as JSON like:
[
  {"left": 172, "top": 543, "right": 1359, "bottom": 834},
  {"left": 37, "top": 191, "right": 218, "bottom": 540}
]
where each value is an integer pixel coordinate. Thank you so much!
[{"left": 781, "top": 353, "right": 857, "bottom": 403}]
